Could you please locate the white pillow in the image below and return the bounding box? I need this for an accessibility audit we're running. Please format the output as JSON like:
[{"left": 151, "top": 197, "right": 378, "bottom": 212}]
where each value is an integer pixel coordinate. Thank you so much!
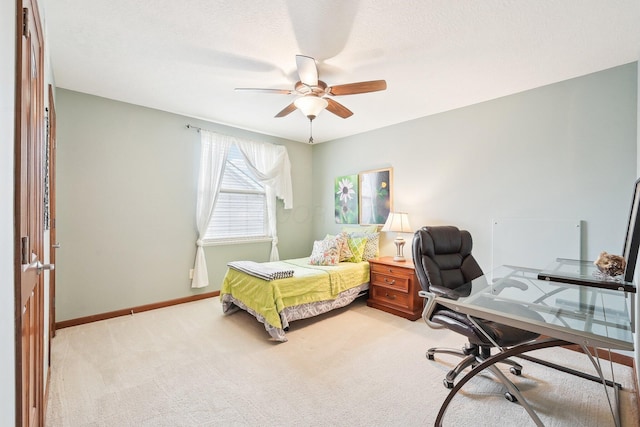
[{"left": 309, "top": 239, "right": 340, "bottom": 266}]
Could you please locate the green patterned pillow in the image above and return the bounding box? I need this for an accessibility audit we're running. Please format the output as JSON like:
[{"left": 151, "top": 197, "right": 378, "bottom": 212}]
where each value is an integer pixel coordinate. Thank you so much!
[
  {"left": 346, "top": 235, "right": 367, "bottom": 263},
  {"left": 350, "top": 232, "right": 380, "bottom": 261}
]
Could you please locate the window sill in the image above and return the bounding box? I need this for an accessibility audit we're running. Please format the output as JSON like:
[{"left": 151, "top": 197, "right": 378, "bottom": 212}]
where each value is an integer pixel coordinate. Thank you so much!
[{"left": 201, "top": 237, "right": 273, "bottom": 247}]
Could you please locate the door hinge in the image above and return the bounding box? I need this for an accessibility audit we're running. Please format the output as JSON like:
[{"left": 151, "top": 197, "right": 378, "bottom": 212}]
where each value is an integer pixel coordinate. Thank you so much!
[{"left": 22, "top": 8, "right": 28, "bottom": 37}]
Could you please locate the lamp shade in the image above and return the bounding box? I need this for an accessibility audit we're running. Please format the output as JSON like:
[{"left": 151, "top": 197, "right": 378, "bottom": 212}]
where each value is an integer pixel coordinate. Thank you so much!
[
  {"left": 294, "top": 96, "right": 328, "bottom": 119},
  {"left": 381, "top": 212, "right": 412, "bottom": 233}
]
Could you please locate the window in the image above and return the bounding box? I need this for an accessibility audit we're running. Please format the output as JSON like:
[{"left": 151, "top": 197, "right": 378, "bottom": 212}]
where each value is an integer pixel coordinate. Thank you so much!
[
  {"left": 192, "top": 129, "right": 292, "bottom": 286},
  {"left": 204, "top": 144, "right": 268, "bottom": 243}
]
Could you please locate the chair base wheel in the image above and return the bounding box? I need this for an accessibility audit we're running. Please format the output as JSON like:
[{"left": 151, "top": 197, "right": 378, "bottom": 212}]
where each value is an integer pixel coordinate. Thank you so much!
[
  {"left": 509, "top": 367, "right": 522, "bottom": 376},
  {"left": 443, "top": 379, "right": 454, "bottom": 389},
  {"left": 504, "top": 392, "right": 518, "bottom": 403},
  {"left": 427, "top": 352, "right": 435, "bottom": 360}
]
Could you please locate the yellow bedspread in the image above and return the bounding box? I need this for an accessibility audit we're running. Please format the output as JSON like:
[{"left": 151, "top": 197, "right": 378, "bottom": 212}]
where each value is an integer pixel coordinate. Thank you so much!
[{"left": 220, "top": 257, "right": 369, "bottom": 330}]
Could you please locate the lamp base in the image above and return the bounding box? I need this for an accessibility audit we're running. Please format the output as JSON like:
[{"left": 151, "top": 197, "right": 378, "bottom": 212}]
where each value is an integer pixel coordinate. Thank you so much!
[{"left": 393, "top": 237, "right": 406, "bottom": 262}]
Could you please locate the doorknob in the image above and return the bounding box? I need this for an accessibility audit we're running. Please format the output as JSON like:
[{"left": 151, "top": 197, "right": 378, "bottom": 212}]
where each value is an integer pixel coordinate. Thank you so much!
[
  {"left": 36, "top": 260, "right": 55, "bottom": 274},
  {"left": 52, "top": 243, "right": 61, "bottom": 249}
]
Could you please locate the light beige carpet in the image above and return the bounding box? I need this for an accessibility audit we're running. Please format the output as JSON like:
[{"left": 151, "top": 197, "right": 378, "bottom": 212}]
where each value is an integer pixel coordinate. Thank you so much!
[{"left": 46, "top": 297, "right": 638, "bottom": 426}]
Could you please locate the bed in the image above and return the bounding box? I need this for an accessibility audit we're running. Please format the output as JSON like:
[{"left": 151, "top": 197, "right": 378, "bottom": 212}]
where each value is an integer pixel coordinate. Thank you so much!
[
  {"left": 220, "top": 257, "right": 370, "bottom": 341},
  {"left": 220, "top": 228, "right": 380, "bottom": 341}
]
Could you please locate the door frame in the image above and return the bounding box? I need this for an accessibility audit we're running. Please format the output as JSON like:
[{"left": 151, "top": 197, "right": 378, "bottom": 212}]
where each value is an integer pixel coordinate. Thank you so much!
[{"left": 47, "top": 84, "right": 56, "bottom": 344}]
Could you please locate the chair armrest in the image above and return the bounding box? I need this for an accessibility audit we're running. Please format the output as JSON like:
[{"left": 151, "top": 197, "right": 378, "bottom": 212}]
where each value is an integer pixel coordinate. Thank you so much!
[
  {"left": 418, "top": 290, "right": 445, "bottom": 329},
  {"left": 428, "top": 282, "right": 472, "bottom": 299},
  {"left": 491, "top": 278, "right": 528, "bottom": 293}
]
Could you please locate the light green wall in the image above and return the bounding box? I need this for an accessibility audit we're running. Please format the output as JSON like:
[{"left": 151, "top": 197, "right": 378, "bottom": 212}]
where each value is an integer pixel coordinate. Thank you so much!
[
  {"left": 55, "top": 89, "right": 313, "bottom": 321},
  {"left": 312, "top": 63, "right": 638, "bottom": 271}
]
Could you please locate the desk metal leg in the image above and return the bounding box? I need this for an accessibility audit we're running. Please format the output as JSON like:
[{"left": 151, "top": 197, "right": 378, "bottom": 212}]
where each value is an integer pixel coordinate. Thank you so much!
[
  {"left": 515, "top": 350, "right": 622, "bottom": 427},
  {"left": 435, "top": 337, "right": 568, "bottom": 427},
  {"left": 579, "top": 344, "right": 620, "bottom": 427},
  {"left": 514, "top": 354, "right": 622, "bottom": 388},
  {"left": 485, "top": 364, "right": 544, "bottom": 426}
]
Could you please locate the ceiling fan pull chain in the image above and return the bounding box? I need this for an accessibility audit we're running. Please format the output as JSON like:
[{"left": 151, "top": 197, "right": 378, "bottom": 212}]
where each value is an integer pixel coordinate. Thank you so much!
[{"left": 308, "top": 119, "right": 314, "bottom": 144}]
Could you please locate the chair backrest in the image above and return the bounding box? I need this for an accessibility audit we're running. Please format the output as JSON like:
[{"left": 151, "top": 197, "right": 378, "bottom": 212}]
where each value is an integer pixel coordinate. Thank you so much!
[
  {"left": 412, "top": 226, "right": 484, "bottom": 292},
  {"left": 622, "top": 177, "right": 640, "bottom": 282}
]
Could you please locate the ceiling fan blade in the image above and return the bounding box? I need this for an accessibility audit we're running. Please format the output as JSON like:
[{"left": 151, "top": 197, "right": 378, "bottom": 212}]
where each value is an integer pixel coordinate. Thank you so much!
[
  {"left": 275, "top": 102, "right": 298, "bottom": 118},
  {"left": 328, "top": 80, "right": 387, "bottom": 96},
  {"left": 325, "top": 98, "right": 353, "bottom": 119},
  {"left": 235, "top": 88, "right": 293, "bottom": 95},
  {"left": 296, "top": 55, "right": 318, "bottom": 87}
]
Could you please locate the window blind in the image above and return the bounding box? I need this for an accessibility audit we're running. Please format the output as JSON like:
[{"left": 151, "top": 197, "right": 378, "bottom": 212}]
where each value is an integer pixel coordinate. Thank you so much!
[{"left": 205, "top": 144, "right": 267, "bottom": 241}]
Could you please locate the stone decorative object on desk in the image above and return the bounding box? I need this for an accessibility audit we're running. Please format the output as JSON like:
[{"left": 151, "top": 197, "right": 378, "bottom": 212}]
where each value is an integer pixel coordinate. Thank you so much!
[{"left": 593, "top": 251, "right": 626, "bottom": 277}]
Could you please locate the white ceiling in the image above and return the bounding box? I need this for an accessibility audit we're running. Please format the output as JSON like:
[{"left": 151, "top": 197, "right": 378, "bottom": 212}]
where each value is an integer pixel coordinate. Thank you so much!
[{"left": 43, "top": 0, "right": 640, "bottom": 144}]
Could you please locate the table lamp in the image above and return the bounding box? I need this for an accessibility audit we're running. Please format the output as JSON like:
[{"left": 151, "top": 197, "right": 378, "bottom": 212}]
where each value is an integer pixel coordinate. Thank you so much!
[{"left": 381, "top": 212, "right": 412, "bottom": 261}]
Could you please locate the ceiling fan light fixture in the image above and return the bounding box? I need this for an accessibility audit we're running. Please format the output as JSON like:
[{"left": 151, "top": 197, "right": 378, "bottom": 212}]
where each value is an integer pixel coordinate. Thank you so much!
[{"left": 294, "top": 96, "right": 328, "bottom": 120}]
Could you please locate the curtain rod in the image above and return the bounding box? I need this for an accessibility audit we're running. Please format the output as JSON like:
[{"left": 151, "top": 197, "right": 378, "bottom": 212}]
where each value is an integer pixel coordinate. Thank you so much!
[
  {"left": 186, "top": 124, "right": 240, "bottom": 138},
  {"left": 186, "top": 124, "right": 203, "bottom": 132},
  {"left": 186, "top": 124, "right": 237, "bottom": 139},
  {"left": 186, "top": 124, "right": 278, "bottom": 148}
]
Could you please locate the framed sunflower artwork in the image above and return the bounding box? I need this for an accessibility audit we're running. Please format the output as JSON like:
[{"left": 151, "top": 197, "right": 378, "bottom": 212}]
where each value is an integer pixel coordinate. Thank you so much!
[
  {"left": 359, "top": 168, "right": 392, "bottom": 225},
  {"left": 335, "top": 174, "right": 359, "bottom": 224}
]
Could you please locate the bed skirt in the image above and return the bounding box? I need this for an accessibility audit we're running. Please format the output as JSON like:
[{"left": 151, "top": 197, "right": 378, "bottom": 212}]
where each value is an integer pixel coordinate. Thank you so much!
[{"left": 221, "top": 282, "right": 369, "bottom": 342}]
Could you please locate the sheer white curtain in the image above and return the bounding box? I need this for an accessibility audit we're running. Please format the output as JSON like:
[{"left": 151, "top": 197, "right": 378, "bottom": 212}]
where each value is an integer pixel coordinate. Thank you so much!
[
  {"left": 191, "top": 130, "right": 293, "bottom": 288},
  {"left": 235, "top": 139, "right": 293, "bottom": 261},
  {"left": 191, "top": 131, "right": 231, "bottom": 288}
]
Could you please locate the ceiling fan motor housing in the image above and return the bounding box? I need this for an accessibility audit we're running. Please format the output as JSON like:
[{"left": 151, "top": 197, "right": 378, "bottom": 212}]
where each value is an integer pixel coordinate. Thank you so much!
[{"left": 295, "top": 80, "right": 328, "bottom": 96}]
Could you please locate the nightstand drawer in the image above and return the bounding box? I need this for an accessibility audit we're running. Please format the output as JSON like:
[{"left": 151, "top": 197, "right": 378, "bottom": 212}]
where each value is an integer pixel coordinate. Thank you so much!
[
  {"left": 370, "top": 262, "right": 415, "bottom": 279},
  {"left": 370, "top": 286, "right": 411, "bottom": 309},
  {"left": 370, "top": 272, "right": 410, "bottom": 292}
]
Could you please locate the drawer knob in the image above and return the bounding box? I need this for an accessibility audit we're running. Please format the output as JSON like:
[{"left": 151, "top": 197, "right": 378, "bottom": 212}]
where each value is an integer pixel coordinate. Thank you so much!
[
  {"left": 385, "top": 292, "right": 396, "bottom": 300},
  {"left": 384, "top": 278, "right": 396, "bottom": 285}
]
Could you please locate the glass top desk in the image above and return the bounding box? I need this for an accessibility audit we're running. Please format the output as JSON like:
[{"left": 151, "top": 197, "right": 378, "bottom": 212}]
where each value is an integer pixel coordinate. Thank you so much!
[
  {"left": 440, "top": 264, "right": 634, "bottom": 351},
  {"left": 431, "top": 264, "right": 634, "bottom": 426}
]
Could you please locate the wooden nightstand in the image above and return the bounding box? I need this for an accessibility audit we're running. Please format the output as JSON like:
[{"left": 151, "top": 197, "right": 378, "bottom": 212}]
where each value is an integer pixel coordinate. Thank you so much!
[{"left": 367, "top": 256, "right": 422, "bottom": 320}]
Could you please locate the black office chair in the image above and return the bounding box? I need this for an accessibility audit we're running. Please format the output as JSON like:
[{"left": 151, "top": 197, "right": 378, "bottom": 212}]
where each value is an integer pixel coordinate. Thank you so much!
[{"left": 412, "top": 226, "right": 541, "bottom": 397}]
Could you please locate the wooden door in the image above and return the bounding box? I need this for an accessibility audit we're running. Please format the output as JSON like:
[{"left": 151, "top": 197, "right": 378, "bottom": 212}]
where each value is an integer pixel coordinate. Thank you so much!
[{"left": 16, "top": 1, "right": 46, "bottom": 426}]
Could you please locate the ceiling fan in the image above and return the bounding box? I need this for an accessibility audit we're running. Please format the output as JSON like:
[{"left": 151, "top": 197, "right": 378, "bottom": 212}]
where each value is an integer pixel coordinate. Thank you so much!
[{"left": 235, "top": 55, "right": 387, "bottom": 142}]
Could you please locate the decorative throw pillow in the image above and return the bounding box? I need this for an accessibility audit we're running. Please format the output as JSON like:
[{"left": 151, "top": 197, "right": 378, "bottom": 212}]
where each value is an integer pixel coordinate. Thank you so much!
[
  {"left": 350, "top": 232, "right": 380, "bottom": 261},
  {"left": 309, "top": 239, "right": 339, "bottom": 266},
  {"left": 345, "top": 235, "right": 367, "bottom": 263},
  {"left": 325, "top": 232, "right": 353, "bottom": 262}
]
